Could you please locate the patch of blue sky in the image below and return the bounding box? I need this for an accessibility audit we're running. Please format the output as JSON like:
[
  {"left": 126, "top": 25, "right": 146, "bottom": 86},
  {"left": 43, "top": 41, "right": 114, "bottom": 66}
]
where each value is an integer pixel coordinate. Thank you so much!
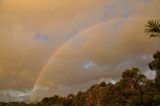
[
  {"left": 122, "top": 9, "right": 130, "bottom": 19},
  {"left": 82, "top": 60, "right": 96, "bottom": 69},
  {"left": 33, "top": 32, "right": 49, "bottom": 42}
]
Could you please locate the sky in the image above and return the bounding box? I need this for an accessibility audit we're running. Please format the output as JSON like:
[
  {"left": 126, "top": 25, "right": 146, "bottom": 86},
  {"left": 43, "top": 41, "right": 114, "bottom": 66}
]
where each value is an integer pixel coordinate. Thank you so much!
[{"left": 0, "top": 0, "right": 160, "bottom": 102}]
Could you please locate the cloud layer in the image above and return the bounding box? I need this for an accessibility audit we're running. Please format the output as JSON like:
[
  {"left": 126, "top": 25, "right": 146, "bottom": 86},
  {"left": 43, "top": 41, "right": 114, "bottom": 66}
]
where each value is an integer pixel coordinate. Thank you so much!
[{"left": 0, "top": 0, "right": 159, "bottom": 101}]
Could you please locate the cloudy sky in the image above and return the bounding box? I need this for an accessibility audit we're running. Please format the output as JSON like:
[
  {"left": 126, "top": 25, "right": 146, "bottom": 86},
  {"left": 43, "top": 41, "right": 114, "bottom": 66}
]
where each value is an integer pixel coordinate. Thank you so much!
[{"left": 0, "top": 0, "right": 160, "bottom": 102}]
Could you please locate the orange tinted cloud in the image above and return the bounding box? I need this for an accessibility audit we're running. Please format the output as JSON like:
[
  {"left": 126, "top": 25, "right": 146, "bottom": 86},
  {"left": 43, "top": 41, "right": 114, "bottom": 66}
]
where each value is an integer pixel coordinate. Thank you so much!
[{"left": 0, "top": 0, "right": 159, "bottom": 101}]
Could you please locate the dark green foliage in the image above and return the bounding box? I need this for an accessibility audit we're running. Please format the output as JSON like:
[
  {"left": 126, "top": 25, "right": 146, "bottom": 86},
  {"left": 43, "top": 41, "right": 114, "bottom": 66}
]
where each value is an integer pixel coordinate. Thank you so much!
[
  {"left": 99, "top": 81, "right": 106, "bottom": 87},
  {"left": 63, "top": 94, "right": 74, "bottom": 106},
  {"left": 149, "top": 51, "right": 160, "bottom": 89},
  {"left": 145, "top": 19, "right": 160, "bottom": 38},
  {"left": 149, "top": 51, "right": 160, "bottom": 70}
]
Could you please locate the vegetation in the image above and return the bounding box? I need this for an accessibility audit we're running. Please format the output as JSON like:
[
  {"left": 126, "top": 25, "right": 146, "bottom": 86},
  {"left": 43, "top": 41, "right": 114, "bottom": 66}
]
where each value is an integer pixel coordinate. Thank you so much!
[
  {"left": 145, "top": 19, "right": 160, "bottom": 38},
  {"left": 0, "top": 20, "right": 159, "bottom": 106}
]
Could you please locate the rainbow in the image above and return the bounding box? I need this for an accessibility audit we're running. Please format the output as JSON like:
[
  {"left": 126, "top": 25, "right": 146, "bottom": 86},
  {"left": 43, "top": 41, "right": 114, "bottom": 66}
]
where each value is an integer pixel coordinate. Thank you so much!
[{"left": 30, "top": 19, "right": 117, "bottom": 100}]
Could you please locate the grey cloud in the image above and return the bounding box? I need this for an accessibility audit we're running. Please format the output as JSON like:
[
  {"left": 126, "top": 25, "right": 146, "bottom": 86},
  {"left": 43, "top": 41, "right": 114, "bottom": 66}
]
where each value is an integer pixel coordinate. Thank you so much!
[{"left": 0, "top": 89, "right": 32, "bottom": 102}]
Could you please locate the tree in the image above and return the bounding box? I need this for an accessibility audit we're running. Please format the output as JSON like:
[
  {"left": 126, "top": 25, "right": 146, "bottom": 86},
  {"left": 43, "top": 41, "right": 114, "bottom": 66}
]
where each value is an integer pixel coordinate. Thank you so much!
[
  {"left": 144, "top": 19, "right": 160, "bottom": 105},
  {"left": 99, "top": 81, "right": 106, "bottom": 87},
  {"left": 115, "top": 68, "right": 146, "bottom": 106},
  {"left": 141, "top": 79, "right": 155, "bottom": 106},
  {"left": 120, "top": 67, "right": 146, "bottom": 90},
  {"left": 149, "top": 51, "right": 160, "bottom": 89},
  {"left": 63, "top": 94, "right": 75, "bottom": 106},
  {"left": 145, "top": 19, "right": 160, "bottom": 38}
]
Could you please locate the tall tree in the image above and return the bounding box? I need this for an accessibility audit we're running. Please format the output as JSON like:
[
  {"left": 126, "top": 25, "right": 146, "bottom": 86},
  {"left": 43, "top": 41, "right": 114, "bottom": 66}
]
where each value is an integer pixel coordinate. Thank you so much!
[
  {"left": 149, "top": 51, "right": 160, "bottom": 88},
  {"left": 145, "top": 19, "right": 160, "bottom": 38}
]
